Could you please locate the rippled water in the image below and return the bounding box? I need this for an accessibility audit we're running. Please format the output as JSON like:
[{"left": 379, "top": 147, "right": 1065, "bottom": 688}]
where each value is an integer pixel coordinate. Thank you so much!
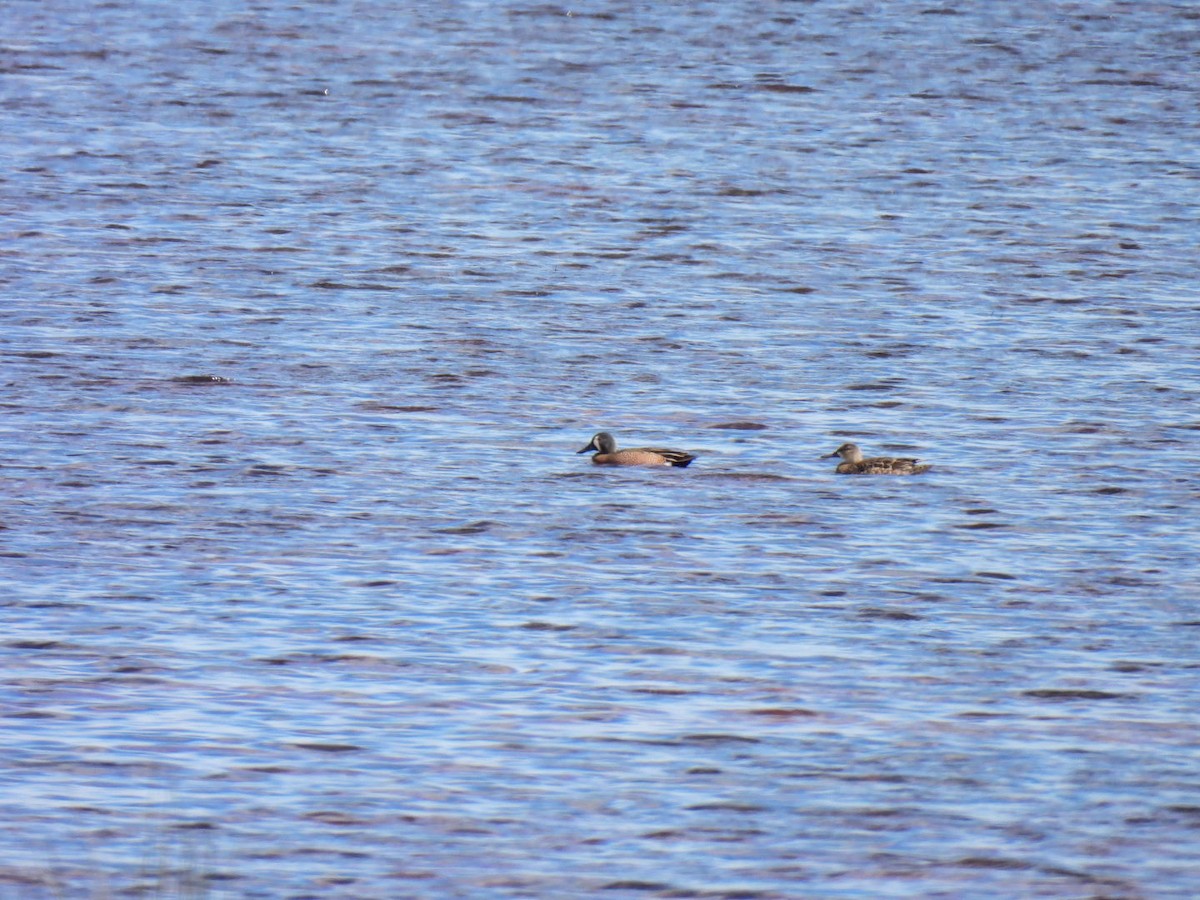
[{"left": 3, "top": 1, "right": 1199, "bottom": 897}]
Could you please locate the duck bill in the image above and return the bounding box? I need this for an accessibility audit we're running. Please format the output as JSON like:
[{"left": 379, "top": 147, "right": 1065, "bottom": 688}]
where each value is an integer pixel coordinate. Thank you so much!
[{"left": 577, "top": 443, "right": 595, "bottom": 454}]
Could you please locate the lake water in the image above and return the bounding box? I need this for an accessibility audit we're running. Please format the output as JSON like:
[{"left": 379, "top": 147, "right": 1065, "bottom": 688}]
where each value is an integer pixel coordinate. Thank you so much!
[{"left": 3, "top": 1, "right": 1199, "bottom": 897}]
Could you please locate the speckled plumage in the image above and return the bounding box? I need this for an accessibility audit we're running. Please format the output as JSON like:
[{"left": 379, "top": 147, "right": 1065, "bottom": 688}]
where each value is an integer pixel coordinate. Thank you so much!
[
  {"left": 578, "top": 432, "right": 695, "bottom": 468},
  {"left": 822, "top": 442, "right": 930, "bottom": 475}
]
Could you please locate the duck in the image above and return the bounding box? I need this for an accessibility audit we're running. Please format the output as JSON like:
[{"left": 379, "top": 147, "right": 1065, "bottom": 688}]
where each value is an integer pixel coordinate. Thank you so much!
[
  {"left": 577, "top": 432, "right": 695, "bottom": 468},
  {"left": 822, "top": 442, "right": 930, "bottom": 475}
]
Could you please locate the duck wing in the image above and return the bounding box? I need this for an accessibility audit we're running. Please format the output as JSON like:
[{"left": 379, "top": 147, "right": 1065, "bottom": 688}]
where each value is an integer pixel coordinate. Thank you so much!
[{"left": 645, "top": 448, "right": 695, "bottom": 468}]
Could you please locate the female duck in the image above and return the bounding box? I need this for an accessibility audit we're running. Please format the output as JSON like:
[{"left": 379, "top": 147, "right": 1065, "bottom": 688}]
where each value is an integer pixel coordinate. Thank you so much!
[
  {"left": 822, "top": 442, "right": 930, "bottom": 475},
  {"left": 578, "top": 432, "right": 695, "bottom": 468}
]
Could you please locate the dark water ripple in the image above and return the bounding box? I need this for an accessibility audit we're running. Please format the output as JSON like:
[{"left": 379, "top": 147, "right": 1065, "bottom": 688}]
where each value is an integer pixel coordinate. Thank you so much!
[{"left": 3, "top": 0, "right": 1200, "bottom": 897}]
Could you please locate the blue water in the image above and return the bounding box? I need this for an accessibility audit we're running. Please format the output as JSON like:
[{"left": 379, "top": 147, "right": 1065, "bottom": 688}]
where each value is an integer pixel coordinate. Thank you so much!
[{"left": 3, "top": 1, "right": 1199, "bottom": 896}]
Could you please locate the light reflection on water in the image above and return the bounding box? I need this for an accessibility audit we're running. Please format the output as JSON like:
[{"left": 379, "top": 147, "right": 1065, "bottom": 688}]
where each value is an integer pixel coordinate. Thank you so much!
[{"left": 3, "top": 0, "right": 1200, "bottom": 896}]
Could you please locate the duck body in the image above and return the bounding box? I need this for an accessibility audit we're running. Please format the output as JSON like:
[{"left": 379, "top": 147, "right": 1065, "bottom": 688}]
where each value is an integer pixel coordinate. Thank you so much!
[
  {"left": 578, "top": 432, "right": 695, "bottom": 468},
  {"left": 823, "top": 442, "right": 930, "bottom": 475}
]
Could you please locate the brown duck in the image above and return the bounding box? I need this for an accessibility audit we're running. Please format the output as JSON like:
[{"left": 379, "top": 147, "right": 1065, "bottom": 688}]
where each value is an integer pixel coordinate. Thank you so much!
[
  {"left": 578, "top": 432, "right": 695, "bottom": 468},
  {"left": 822, "top": 442, "right": 930, "bottom": 475}
]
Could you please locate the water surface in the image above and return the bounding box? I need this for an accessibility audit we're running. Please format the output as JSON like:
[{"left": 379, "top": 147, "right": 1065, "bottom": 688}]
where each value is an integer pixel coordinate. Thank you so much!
[{"left": 3, "top": 1, "right": 1199, "bottom": 897}]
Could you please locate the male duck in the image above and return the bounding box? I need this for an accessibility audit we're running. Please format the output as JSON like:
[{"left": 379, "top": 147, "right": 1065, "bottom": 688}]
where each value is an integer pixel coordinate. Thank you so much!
[
  {"left": 578, "top": 432, "right": 695, "bottom": 468},
  {"left": 822, "top": 442, "right": 930, "bottom": 475}
]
